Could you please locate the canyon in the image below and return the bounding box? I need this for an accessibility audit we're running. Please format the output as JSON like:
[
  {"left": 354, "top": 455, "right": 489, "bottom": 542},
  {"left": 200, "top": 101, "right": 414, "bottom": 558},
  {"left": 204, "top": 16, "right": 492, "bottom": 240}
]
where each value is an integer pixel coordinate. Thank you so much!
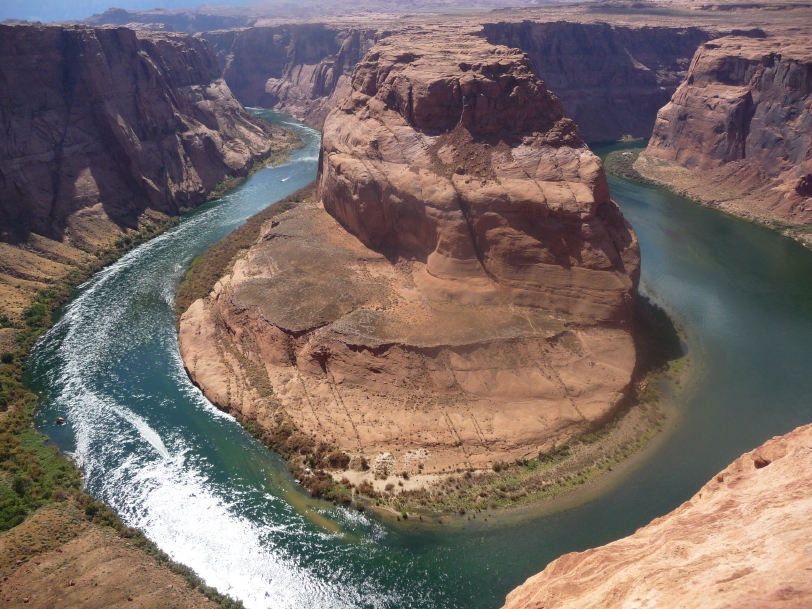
[
  {"left": 2, "top": 1, "right": 812, "bottom": 608},
  {"left": 193, "top": 20, "right": 716, "bottom": 141},
  {"left": 0, "top": 24, "right": 296, "bottom": 318},
  {"left": 178, "top": 28, "right": 641, "bottom": 493},
  {"left": 502, "top": 422, "right": 812, "bottom": 609},
  {"left": 86, "top": 1, "right": 811, "bottom": 148},
  {"left": 636, "top": 34, "right": 812, "bottom": 236}
]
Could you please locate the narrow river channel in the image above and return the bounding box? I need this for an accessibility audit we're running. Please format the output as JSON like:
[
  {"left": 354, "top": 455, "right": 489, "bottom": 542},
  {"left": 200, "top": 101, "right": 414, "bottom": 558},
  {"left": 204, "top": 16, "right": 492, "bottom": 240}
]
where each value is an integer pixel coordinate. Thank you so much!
[{"left": 27, "top": 114, "right": 812, "bottom": 609}]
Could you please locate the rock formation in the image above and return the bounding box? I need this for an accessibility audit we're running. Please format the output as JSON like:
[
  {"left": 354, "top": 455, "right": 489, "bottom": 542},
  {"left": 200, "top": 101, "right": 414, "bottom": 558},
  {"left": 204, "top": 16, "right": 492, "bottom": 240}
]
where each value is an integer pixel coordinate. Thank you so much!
[
  {"left": 198, "top": 20, "right": 714, "bottom": 141},
  {"left": 480, "top": 21, "right": 714, "bottom": 143},
  {"left": 636, "top": 35, "right": 812, "bottom": 229},
  {"left": 179, "top": 31, "right": 640, "bottom": 482},
  {"left": 0, "top": 24, "right": 285, "bottom": 245},
  {"left": 501, "top": 422, "right": 812, "bottom": 609},
  {"left": 200, "top": 25, "right": 380, "bottom": 128}
]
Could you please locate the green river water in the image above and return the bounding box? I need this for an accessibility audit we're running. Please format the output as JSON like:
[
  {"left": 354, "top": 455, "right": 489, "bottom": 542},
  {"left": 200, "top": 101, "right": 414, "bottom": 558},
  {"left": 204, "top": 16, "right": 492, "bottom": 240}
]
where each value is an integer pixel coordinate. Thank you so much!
[{"left": 27, "top": 115, "right": 812, "bottom": 609}]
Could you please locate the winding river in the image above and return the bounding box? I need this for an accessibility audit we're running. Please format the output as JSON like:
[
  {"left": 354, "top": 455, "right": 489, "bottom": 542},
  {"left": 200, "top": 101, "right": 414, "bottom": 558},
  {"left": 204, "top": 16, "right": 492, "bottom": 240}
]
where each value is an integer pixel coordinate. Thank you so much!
[{"left": 28, "top": 114, "right": 812, "bottom": 609}]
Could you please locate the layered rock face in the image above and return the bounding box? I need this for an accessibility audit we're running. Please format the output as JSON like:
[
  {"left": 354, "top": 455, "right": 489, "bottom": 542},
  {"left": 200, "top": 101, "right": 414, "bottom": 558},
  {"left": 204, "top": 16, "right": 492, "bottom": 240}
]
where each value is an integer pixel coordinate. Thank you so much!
[
  {"left": 200, "top": 25, "right": 379, "bottom": 128},
  {"left": 637, "top": 36, "right": 812, "bottom": 227},
  {"left": 502, "top": 422, "right": 812, "bottom": 609},
  {"left": 198, "top": 20, "right": 713, "bottom": 140},
  {"left": 179, "top": 32, "right": 640, "bottom": 478},
  {"left": 0, "top": 24, "right": 280, "bottom": 244},
  {"left": 480, "top": 21, "right": 714, "bottom": 143},
  {"left": 319, "top": 33, "right": 639, "bottom": 321}
]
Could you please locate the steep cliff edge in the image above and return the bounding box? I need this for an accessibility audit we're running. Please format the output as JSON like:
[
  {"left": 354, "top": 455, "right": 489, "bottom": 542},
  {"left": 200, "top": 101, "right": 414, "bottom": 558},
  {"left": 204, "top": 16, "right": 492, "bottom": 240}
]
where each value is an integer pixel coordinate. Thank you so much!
[
  {"left": 0, "top": 24, "right": 299, "bottom": 320},
  {"left": 179, "top": 30, "right": 641, "bottom": 503},
  {"left": 198, "top": 20, "right": 713, "bottom": 141},
  {"left": 480, "top": 21, "right": 714, "bottom": 143},
  {"left": 502, "top": 422, "right": 812, "bottom": 609},
  {"left": 200, "top": 25, "right": 379, "bottom": 128},
  {"left": 636, "top": 35, "right": 812, "bottom": 233},
  {"left": 0, "top": 24, "right": 288, "bottom": 247}
]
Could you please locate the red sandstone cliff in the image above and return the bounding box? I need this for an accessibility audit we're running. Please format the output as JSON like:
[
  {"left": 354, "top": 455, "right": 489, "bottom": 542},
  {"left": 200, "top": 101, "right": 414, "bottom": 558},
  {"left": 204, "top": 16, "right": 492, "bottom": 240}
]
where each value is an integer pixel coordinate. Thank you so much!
[
  {"left": 637, "top": 35, "right": 812, "bottom": 229},
  {"left": 179, "top": 30, "right": 640, "bottom": 486},
  {"left": 502, "top": 422, "right": 812, "bottom": 609},
  {"left": 0, "top": 24, "right": 286, "bottom": 245},
  {"left": 319, "top": 32, "right": 640, "bottom": 322}
]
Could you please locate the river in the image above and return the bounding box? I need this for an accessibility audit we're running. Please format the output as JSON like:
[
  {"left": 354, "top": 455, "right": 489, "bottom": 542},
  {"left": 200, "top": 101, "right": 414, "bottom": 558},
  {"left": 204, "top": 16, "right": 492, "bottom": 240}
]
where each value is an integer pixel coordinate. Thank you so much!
[{"left": 27, "top": 115, "right": 812, "bottom": 609}]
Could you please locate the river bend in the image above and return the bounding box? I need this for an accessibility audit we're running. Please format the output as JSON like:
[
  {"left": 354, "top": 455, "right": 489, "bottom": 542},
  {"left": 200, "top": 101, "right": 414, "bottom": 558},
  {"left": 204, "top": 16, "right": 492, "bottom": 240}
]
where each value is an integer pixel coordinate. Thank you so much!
[{"left": 28, "top": 118, "right": 812, "bottom": 609}]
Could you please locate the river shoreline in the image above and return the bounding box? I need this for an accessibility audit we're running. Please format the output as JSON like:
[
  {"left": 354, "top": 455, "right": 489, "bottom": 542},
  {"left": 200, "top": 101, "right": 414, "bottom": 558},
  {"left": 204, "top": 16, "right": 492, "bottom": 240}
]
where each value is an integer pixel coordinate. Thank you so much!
[
  {"left": 0, "top": 122, "right": 301, "bottom": 608},
  {"left": 603, "top": 146, "right": 812, "bottom": 249}
]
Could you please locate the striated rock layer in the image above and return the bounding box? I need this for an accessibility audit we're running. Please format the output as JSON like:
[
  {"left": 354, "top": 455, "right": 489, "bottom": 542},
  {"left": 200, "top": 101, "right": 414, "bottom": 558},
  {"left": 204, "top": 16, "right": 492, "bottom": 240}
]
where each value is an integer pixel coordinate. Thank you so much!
[
  {"left": 198, "top": 20, "right": 716, "bottom": 142},
  {"left": 179, "top": 31, "right": 640, "bottom": 478},
  {"left": 0, "top": 24, "right": 284, "bottom": 245},
  {"left": 502, "top": 422, "right": 812, "bottom": 609},
  {"left": 637, "top": 35, "right": 812, "bottom": 228},
  {"left": 200, "top": 25, "right": 380, "bottom": 129},
  {"left": 480, "top": 21, "right": 714, "bottom": 143}
]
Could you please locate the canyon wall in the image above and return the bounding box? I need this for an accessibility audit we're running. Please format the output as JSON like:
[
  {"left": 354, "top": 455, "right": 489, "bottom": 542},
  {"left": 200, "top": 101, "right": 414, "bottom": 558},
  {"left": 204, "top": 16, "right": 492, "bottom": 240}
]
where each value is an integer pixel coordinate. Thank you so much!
[
  {"left": 179, "top": 29, "right": 640, "bottom": 486},
  {"left": 196, "top": 20, "right": 716, "bottom": 142},
  {"left": 480, "top": 21, "right": 715, "bottom": 143},
  {"left": 200, "top": 25, "right": 380, "bottom": 128},
  {"left": 637, "top": 35, "right": 812, "bottom": 228},
  {"left": 0, "top": 24, "right": 283, "bottom": 245},
  {"left": 502, "top": 422, "right": 812, "bottom": 609}
]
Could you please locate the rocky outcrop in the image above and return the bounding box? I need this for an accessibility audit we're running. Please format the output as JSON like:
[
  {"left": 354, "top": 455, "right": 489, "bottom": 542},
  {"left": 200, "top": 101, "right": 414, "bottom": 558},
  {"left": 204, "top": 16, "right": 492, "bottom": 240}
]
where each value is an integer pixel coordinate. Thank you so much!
[
  {"left": 319, "top": 32, "right": 639, "bottom": 322},
  {"left": 200, "top": 25, "right": 380, "bottom": 128},
  {"left": 179, "top": 31, "right": 640, "bottom": 482},
  {"left": 480, "top": 21, "right": 715, "bottom": 143},
  {"left": 501, "top": 422, "right": 812, "bottom": 609},
  {"left": 0, "top": 24, "right": 285, "bottom": 245},
  {"left": 637, "top": 35, "right": 812, "bottom": 228}
]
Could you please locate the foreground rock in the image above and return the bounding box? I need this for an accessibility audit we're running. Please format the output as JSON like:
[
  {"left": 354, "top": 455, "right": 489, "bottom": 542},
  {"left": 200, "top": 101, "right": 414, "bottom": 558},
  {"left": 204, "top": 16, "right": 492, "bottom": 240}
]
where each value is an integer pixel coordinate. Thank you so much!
[
  {"left": 179, "top": 31, "right": 639, "bottom": 489},
  {"left": 636, "top": 35, "right": 812, "bottom": 233},
  {"left": 502, "top": 422, "right": 812, "bottom": 608},
  {"left": 0, "top": 503, "right": 216, "bottom": 609}
]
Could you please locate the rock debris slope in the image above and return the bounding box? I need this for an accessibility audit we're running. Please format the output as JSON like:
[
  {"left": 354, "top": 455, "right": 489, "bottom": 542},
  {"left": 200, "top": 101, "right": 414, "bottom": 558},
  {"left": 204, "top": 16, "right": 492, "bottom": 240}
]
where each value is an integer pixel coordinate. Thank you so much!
[
  {"left": 179, "top": 31, "right": 640, "bottom": 479},
  {"left": 502, "top": 423, "right": 812, "bottom": 609},
  {"left": 636, "top": 35, "right": 812, "bottom": 229},
  {"left": 0, "top": 24, "right": 282, "bottom": 245}
]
